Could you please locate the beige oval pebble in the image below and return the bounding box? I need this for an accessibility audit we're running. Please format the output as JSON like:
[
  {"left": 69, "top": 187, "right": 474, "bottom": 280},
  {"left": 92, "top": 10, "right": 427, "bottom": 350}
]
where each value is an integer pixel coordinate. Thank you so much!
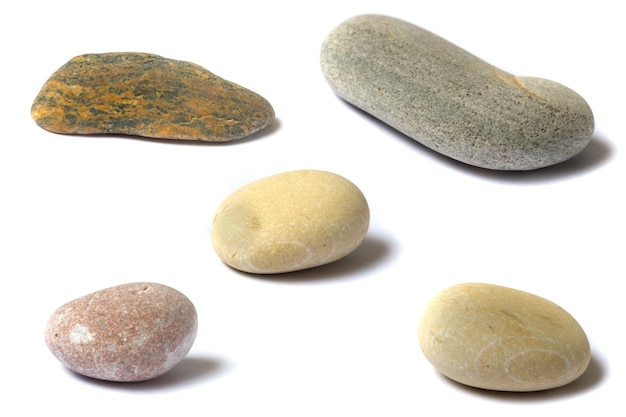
[
  {"left": 418, "top": 283, "right": 590, "bottom": 391},
  {"left": 45, "top": 282, "right": 198, "bottom": 382},
  {"left": 211, "top": 170, "right": 370, "bottom": 274}
]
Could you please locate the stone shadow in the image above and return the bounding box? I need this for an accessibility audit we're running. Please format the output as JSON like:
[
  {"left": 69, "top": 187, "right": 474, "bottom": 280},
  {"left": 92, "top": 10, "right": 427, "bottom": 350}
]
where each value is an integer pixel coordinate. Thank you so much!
[
  {"left": 64, "top": 355, "right": 227, "bottom": 391},
  {"left": 340, "top": 99, "right": 613, "bottom": 184},
  {"left": 236, "top": 233, "right": 394, "bottom": 284}
]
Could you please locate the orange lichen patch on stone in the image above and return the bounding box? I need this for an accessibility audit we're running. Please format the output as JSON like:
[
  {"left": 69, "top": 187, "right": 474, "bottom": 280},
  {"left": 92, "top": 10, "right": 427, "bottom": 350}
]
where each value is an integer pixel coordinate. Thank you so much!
[{"left": 31, "top": 52, "right": 274, "bottom": 142}]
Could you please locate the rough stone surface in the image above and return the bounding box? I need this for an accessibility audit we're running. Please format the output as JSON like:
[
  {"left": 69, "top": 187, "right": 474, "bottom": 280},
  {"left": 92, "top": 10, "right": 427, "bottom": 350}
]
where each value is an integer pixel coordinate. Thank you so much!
[
  {"left": 211, "top": 170, "right": 370, "bottom": 274},
  {"left": 31, "top": 52, "right": 274, "bottom": 142},
  {"left": 418, "top": 283, "right": 591, "bottom": 391},
  {"left": 320, "top": 14, "right": 594, "bottom": 170},
  {"left": 45, "top": 282, "right": 198, "bottom": 382}
]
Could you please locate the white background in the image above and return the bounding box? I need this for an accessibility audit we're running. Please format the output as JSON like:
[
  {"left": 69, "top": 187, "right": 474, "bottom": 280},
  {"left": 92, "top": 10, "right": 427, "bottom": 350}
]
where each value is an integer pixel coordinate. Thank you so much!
[{"left": 2, "top": 1, "right": 623, "bottom": 415}]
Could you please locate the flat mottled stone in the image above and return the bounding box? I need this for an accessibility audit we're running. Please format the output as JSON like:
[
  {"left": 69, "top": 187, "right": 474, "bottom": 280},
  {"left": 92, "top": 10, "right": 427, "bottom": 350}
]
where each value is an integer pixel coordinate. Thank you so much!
[
  {"left": 418, "top": 283, "right": 591, "bottom": 391},
  {"left": 321, "top": 15, "right": 594, "bottom": 170},
  {"left": 31, "top": 52, "right": 274, "bottom": 142},
  {"left": 211, "top": 170, "right": 370, "bottom": 274}
]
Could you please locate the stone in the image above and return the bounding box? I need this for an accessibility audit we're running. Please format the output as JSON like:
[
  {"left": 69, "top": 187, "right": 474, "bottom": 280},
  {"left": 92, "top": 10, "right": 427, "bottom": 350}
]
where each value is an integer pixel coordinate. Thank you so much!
[
  {"left": 45, "top": 282, "right": 198, "bottom": 382},
  {"left": 211, "top": 169, "right": 370, "bottom": 274},
  {"left": 320, "top": 14, "right": 594, "bottom": 170},
  {"left": 418, "top": 283, "right": 591, "bottom": 391},
  {"left": 31, "top": 52, "right": 274, "bottom": 142}
]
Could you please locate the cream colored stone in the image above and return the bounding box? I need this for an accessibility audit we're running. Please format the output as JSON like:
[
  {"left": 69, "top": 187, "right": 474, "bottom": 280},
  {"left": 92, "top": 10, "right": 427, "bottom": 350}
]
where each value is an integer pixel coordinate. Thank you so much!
[
  {"left": 211, "top": 170, "right": 369, "bottom": 274},
  {"left": 418, "top": 283, "right": 590, "bottom": 391}
]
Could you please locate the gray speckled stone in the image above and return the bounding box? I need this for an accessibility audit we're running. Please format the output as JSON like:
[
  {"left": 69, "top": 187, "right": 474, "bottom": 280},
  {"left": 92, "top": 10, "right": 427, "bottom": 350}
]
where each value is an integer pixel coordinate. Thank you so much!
[{"left": 320, "top": 15, "right": 594, "bottom": 170}]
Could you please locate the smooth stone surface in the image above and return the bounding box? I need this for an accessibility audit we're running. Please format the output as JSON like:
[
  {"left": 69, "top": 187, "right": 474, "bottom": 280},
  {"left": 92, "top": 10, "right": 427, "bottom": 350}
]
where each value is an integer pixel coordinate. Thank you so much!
[
  {"left": 211, "top": 169, "right": 370, "bottom": 274},
  {"left": 321, "top": 14, "right": 594, "bottom": 170},
  {"left": 31, "top": 52, "right": 274, "bottom": 142},
  {"left": 418, "top": 283, "right": 591, "bottom": 391},
  {"left": 45, "top": 282, "right": 198, "bottom": 382}
]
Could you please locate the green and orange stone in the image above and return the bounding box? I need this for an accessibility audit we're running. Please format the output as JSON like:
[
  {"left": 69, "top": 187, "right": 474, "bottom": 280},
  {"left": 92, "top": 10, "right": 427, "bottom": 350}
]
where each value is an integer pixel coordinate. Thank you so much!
[{"left": 31, "top": 52, "right": 274, "bottom": 142}]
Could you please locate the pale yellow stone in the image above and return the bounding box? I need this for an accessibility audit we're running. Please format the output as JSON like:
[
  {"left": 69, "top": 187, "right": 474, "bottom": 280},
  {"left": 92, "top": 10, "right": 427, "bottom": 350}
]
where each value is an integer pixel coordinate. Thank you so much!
[
  {"left": 418, "top": 283, "right": 590, "bottom": 391},
  {"left": 211, "top": 170, "right": 370, "bottom": 274}
]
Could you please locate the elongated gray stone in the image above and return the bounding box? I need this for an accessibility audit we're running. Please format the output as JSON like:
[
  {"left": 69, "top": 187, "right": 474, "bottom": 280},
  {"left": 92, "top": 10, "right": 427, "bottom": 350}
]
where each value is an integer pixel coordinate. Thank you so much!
[{"left": 320, "top": 15, "right": 594, "bottom": 170}]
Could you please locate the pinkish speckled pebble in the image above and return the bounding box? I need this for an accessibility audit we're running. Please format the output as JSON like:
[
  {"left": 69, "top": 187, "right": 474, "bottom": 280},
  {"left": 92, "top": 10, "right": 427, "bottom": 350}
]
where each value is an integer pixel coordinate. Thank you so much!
[{"left": 44, "top": 282, "right": 197, "bottom": 382}]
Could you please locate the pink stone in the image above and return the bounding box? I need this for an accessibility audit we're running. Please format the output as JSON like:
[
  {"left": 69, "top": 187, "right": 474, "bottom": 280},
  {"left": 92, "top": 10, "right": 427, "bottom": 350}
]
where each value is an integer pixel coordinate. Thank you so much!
[{"left": 45, "top": 282, "right": 197, "bottom": 382}]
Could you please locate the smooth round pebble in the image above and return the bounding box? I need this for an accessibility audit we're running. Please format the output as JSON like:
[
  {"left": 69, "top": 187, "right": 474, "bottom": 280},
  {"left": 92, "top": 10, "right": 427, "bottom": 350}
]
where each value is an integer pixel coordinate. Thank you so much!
[
  {"left": 45, "top": 282, "right": 198, "bottom": 382},
  {"left": 321, "top": 14, "right": 594, "bottom": 170},
  {"left": 211, "top": 169, "right": 370, "bottom": 274},
  {"left": 418, "top": 283, "right": 590, "bottom": 391}
]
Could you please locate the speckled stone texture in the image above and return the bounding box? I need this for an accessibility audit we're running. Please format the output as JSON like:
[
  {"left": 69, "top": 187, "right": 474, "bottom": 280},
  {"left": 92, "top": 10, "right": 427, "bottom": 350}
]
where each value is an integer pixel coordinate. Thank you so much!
[
  {"left": 211, "top": 170, "right": 370, "bottom": 274},
  {"left": 321, "top": 14, "right": 594, "bottom": 170},
  {"left": 45, "top": 282, "right": 198, "bottom": 382},
  {"left": 31, "top": 52, "right": 274, "bottom": 141},
  {"left": 418, "top": 283, "right": 591, "bottom": 391}
]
